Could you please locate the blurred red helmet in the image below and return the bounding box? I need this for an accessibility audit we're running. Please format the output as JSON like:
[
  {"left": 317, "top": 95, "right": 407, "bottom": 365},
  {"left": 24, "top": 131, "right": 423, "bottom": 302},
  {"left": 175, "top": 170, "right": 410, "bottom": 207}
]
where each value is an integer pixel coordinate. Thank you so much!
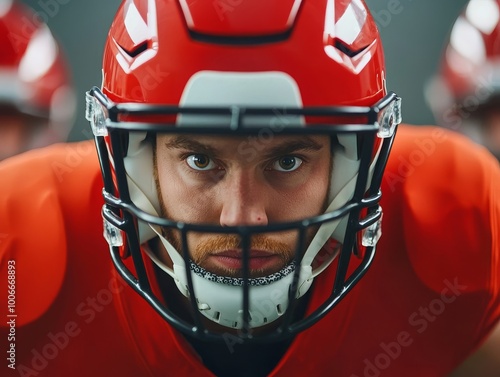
[
  {"left": 426, "top": 0, "right": 500, "bottom": 158},
  {"left": 0, "top": 0, "right": 75, "bottom": 159}
]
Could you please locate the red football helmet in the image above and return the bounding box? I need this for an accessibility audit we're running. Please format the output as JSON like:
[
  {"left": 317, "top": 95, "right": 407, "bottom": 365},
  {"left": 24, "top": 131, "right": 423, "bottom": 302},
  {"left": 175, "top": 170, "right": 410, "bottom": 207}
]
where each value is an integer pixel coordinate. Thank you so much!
[
  {"left": 86, "top": 0, "right": 401, "bottom": 342},
  {"left": 426, "top": 0, "right": 500, "bottom": 159},
  {"left": 0, "top": 0, "right": 75, "bottom": 160}
]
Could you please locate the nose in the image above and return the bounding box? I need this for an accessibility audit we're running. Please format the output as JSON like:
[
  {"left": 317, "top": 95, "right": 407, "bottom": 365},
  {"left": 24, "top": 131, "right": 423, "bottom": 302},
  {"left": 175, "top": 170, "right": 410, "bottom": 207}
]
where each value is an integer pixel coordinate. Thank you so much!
[{"left": 219, "top": 172, "right": 268, "bottom": 227}]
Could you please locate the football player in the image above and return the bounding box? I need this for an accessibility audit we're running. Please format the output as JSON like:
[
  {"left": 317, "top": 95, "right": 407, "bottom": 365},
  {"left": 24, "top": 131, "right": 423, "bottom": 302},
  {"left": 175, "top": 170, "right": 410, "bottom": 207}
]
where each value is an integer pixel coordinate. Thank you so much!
[
  {"left": 426, "top": 0, "right": 500, "bottom": 160},
  {"left": 0, "top": 0, "right": 74, "bottom": 161},
  {"left": 1, "top": 1, "right": 499, "bottom": 376}
]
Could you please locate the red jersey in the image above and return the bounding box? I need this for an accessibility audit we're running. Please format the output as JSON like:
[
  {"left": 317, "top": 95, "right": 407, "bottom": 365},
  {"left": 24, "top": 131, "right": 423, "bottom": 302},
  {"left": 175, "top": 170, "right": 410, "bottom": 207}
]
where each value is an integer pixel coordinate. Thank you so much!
[{"left": 1, "top": 125, "right": 499, "bottom": 377}]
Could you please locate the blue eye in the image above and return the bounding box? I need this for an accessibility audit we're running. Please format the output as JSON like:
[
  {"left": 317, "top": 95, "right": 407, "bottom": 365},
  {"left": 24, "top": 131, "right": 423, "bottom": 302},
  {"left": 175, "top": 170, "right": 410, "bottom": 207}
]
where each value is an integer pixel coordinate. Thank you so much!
[
  {"left": 186, "top": 154, "right": 216, "bottom": 171},
  {"left": 272, "top": 156, "right": 303, "bottom": 172}
]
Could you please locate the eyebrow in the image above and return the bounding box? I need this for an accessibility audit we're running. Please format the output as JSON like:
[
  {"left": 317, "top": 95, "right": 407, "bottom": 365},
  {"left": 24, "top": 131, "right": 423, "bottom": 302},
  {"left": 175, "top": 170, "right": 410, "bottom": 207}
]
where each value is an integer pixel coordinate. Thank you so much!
[
  {"left": 163, "top": 136, "right": 220, "bottom": 156},
  {"left": 163, "top": 135, "right": 324, "bottom": 158},
  {"left": 261, "top": 138, "right": 323, "bottom": 159}
]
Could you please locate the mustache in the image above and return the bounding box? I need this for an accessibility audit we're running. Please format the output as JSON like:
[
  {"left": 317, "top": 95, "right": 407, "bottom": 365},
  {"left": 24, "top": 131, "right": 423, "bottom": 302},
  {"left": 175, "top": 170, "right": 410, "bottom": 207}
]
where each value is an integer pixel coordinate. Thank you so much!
[{"left": 193, "top": 234, "right": 292, "bottom": 265}]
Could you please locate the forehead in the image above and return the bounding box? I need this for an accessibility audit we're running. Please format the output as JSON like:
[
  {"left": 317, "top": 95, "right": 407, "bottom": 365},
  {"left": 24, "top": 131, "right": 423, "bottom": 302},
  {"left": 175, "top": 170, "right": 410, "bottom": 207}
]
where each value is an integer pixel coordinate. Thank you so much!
[{"left": 157, "top": 133, "right": 329, "bottom": 156}]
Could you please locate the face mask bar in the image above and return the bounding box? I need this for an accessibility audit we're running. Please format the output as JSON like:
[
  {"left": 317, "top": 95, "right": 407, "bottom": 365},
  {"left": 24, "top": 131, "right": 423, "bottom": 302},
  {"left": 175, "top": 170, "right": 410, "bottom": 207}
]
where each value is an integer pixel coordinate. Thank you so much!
[{"left": 86, "top": 87, "right": 401, "bottom": 343}]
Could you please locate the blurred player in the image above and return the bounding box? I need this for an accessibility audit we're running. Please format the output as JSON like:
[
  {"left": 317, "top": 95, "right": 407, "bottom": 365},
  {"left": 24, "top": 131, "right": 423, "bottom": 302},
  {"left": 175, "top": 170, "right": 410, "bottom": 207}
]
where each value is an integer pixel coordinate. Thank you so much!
[
  {"left": 426, "top": 0, "right": 500, "bottom": 160},
  {"left": 0, "top": 0, "right": 74, "bottom": 160}
]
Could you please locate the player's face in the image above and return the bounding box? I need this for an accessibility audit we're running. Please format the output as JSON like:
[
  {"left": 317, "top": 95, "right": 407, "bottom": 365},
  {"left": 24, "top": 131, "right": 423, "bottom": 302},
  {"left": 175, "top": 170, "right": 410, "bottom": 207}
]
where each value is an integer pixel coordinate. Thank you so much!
[{"left": 154, "top": 134, "right": 331, "bottom": 278}]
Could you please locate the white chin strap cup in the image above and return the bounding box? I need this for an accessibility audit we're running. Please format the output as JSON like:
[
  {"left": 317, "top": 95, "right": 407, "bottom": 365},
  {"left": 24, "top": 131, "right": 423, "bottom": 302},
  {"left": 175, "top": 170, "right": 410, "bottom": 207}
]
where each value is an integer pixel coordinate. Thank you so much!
[{"left": 174, "top": 263, "right": 314, "bottom": 329}]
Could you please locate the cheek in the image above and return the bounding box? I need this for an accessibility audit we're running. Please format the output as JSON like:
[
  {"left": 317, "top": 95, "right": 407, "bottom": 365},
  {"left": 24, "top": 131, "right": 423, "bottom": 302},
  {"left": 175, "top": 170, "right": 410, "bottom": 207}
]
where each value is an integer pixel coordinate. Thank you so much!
[
  {"left": 156, "top": 159, "right": 218, "bottom": 223},
  {"left": 300, "top": 167, "right": 330, "bottom": 211},
  {"left": 274, "top": 163, "right": 330, "bottom": 221}
]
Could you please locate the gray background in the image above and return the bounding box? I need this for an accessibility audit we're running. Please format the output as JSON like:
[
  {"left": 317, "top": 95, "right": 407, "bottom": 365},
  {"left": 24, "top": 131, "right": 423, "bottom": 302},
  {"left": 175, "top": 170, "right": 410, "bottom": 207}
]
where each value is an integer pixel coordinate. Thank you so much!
[{"left": 18, "top": 0, "right": 470, "bottom": 141}]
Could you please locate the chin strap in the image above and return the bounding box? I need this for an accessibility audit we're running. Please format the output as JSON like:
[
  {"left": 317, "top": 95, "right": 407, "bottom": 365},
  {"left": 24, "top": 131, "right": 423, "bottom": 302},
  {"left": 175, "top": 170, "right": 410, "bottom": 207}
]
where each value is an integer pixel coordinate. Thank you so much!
[{"left": 143, "top": 225, "right": 183, "bottom": 281}]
